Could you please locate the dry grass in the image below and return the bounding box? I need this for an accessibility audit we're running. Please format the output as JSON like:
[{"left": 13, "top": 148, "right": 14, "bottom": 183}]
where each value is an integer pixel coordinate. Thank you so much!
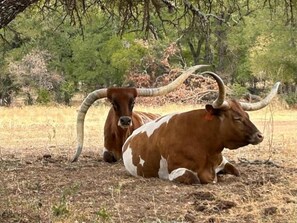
[
  {"left": 0, "top": 103, "right": 297, "bottom": 223},
  {"left": 0, "top": 103, "right": 199, "bottom": 158}
]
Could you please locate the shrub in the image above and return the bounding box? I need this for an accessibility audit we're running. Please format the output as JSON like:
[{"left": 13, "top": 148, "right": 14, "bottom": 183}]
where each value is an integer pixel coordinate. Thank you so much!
[
  {"left": 36, "top": 88, "right": 51, "bottom": 104},
  {"left": 284, "top": 93, "right": 297, "bottom": 107},
  {"left": 230, "top": 83, "right": 248, "bottom": 98}
]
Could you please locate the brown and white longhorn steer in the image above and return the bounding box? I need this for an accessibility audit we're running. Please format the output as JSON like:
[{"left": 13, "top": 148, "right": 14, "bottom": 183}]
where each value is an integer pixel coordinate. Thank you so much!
[
  {"left": 71, "top": 65, "right": 208, "bottom": 162},
  {"left": 122, "top": 72, "right": 280, "bottom": 184}
]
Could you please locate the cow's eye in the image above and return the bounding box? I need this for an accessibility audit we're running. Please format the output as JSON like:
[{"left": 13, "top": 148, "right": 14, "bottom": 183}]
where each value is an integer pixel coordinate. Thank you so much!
[
  {"left": 112, "top": 102, "right": 118, "bottom": 111},
  {"left": 130, "top": 101, "right": 135, "bottom": 110},
  {"left": 234, "top": 116, "right": 243, "bottom": 122}
]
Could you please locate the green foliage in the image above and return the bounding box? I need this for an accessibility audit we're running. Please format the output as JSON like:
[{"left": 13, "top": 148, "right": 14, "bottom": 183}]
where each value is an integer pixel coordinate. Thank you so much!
[
  {"left": 230, "top": 83, "right": 248, "bottom": 98},
  {"left": 284, "top": 93, "right": 297, "bottom": 106},
  {"left": 52, "top": 183, "right": 80, "bottom": 217},
  {"left": 56, "top": 82, "right": 76, "bottom": 105},
  {"left": 36, "top": 88, "right": 51, "bottom": 104},
  {"left": 227, "top": 5, "right": 297, "bottom": 87},
  {"left": 236, "top": 8, "right": 296, "bottom": 83},
  {"left": 24, "top": 92, "right": 34, "bottom": 105},
  {"left": 69, "top": 20, "right": 148, "bottom": 90},
  {"left": 0, "top": 73, "right": 20, "bottom": 106},
  {"left": 1, "top": 1, "right": 296, "bottom": 105},
  {"left": 96, "top": 207, "right": 111, "bottom": 221},
  {"left": 110, "top": 37, "right": 146, "bottom": 74},
  {"left": 52, "top": 192, "right": 69, "bottom": 217},
  {"left": 227, "top": 17, "right": 257, "bottom": 83},
  {"left": 1, "top": 10, "right": 150, "bottom": 103}
]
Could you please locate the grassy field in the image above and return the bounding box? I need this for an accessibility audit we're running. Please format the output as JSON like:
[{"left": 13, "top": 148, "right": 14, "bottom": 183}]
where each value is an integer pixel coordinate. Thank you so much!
[{"left": 0, "top": 103, "right": 296, "bottom": 222}]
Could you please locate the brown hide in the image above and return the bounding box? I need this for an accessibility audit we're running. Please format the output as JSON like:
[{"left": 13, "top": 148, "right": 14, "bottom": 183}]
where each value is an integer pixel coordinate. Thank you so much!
[
  {"left": 123, "top": 100, "right": 261, "bottom": 184},
  {"left": 104, "top": 88, "right": 160, "bottom": 162}
]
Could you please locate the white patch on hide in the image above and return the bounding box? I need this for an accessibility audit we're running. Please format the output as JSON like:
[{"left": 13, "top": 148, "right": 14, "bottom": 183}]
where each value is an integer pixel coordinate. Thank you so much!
[
  {"left": 122, "top": 146, "right": 138, "bottom": 177},
  {"left": 213, "top": 156, "right": 229, "bottom": 183},
  {"left": 215, "top": 156, "right": 228, "bottom": 174},
  {"left": 139, "top": 156, "right": 145, "bottom": 166},
  {"left": 158, "top": 156, "right": 169, "bottom": 180},
  {"left": 131, "top": 113, "right": 178, "bottom": 138}
]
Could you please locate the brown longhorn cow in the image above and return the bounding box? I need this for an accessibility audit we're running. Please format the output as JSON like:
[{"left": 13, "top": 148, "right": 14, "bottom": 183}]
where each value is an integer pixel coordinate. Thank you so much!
[
  {"left": 122, "top": 72, "right": 280, "bottom": 184},
  {"left": 71, "top": 65, "right": 208, "bottom": 162}
]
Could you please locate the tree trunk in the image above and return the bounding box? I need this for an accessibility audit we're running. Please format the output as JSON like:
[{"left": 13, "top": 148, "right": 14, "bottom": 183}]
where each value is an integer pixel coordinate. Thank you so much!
[
  {"left": 215, "top": 12, "right": 230, "bottom": 72},
  {"left": 187, "top": 37, "right": 204, "bottom": 65}
]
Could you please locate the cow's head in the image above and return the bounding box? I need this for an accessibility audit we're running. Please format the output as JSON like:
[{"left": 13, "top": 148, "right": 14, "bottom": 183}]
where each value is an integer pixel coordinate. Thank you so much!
[
  {"left": 107, "top": 88, "right": 137, "bottom": 128},
  {"left": 202, "top": 71, "right": 280, "bottom": 150},
  {"left": 205, "top": 100, "right": 263, "bottom": 150},
  {"left": 72, "top": 65, "right": 209, "bottom": 162}
]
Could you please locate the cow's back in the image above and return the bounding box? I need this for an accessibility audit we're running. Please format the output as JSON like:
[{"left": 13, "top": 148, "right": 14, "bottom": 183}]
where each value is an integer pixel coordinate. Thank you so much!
[{"left": 132, "top": 111, "right": 160, "bottom": 128}]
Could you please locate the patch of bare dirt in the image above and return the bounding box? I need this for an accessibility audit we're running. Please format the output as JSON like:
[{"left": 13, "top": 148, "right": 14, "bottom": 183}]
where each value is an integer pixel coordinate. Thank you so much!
[{"left": 0, "top": 151, "right": 296, "bottom": 222}]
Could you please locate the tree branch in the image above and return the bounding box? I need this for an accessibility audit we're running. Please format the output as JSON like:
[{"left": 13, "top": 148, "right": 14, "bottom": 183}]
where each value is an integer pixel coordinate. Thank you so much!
[
  {"left": 0, "top": 0, "right": 39, "bottom": 29},
  {"left": 183, "top": 0, "right": 225, "bottom": 22},
  {"left": 0, "top": 33, "right": 11, "bottom": 46}
]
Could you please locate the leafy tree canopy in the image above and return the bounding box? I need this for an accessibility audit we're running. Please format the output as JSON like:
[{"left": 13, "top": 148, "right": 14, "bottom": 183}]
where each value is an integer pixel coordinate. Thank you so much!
[
  {"left": 1, "top": 1, "right": 295, "bottom": 36},
  {"left": 0, "top": 0, "right": 296, "bottom": 106}
]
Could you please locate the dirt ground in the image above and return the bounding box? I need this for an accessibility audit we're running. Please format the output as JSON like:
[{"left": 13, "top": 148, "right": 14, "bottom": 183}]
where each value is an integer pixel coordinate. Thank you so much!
[{"left": 0, "top": 105, "right": 296, "bottom": 223}]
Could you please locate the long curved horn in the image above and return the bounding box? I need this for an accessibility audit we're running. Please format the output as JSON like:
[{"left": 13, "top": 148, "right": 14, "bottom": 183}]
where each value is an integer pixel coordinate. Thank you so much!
[
  {"left": 72, "top": 65, "right": 209, "bottom": 162},
  {"left": 200, "top": 71, "right": 229, "bottom": 109},
  {"left": 72, "top": 89, "right": 107, "bottom": 162},
  {"left": 239, "top": 82, "right": 281, "bottom": 111},
  {"left": 136, "top": 65, "right": 209, "bottom": 96}
]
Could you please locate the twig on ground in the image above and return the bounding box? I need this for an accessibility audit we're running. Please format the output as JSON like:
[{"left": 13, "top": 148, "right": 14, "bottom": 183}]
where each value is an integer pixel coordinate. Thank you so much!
[{"left": 238, "top": 157, "right": 282, "bottom": 168}]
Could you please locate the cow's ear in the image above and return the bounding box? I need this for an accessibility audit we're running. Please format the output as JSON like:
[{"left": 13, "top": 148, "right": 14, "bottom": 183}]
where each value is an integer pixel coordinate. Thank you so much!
[
  {"left": 205, "top": 104, "right": 215, "bottom": 114},
  {"left": 205, "top": 104, "right": 221, "bottom": 116}
]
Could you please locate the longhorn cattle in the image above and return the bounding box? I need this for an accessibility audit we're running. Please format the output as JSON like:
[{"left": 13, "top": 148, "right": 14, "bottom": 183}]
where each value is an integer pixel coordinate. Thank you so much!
[
  {"left": 122, "top": 72, "right": 280, "bottom": 184},
  {"left": 71, "top": 65, "right": 208, "bottom": 162}
]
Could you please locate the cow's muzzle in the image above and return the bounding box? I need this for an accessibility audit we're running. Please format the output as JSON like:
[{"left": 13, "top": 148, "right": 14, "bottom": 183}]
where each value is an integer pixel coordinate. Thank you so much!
[
  {"left": 250, "top": 131, "right": 264, "bottom": 145},
  {"left": 103, "top": 151, "right": 117, "bottom": 163},
  {"left": 118, "top": 116, "right": 132, "bottom": 128}
]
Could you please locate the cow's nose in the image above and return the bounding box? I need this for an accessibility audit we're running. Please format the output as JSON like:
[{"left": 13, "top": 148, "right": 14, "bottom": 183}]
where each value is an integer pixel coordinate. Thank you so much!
[
  {"left": 119, "top": 116, "right": 132, "bottom": 127},
  {"left": 256, "top": 132, "right": 264, "bottom": 141},
  {"left": 252, "top": 132, "right": 264, "bottom": 144}
]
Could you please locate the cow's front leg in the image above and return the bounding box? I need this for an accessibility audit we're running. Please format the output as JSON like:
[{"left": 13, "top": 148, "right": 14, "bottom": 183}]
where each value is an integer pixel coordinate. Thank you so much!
[
  {"left": 218, "top": 162, "right": 240, "bottom": 176},
  {"left": 102, "top": 147, "right": 117, "bottom": 163},
  {"left": 168, "top": 168, "right": 200, "bottom": 184},
  {"left": 215, "top": 156, "right": 240, "bottom": 177}
]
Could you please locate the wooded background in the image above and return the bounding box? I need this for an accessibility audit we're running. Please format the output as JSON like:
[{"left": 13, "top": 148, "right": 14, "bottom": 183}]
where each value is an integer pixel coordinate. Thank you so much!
[{"left": 0, "top": 0, "right": 296, "bottom": 106}]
